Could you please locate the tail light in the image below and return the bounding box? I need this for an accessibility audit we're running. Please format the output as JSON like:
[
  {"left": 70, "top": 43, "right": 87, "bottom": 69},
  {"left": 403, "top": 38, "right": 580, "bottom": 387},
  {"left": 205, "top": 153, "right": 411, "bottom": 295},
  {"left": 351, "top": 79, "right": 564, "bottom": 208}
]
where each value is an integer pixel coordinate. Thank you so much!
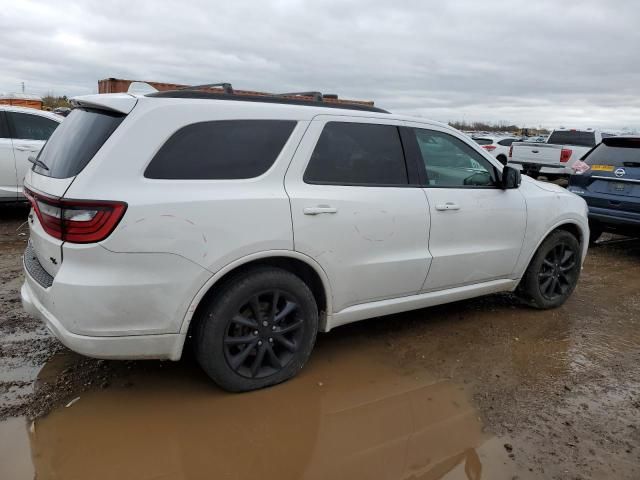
[
  {"left": 508, "top": 145, "right": 513, "bottom": 158},
  {"left": 24, "top": 187, "right": 127, "bottom": 244},
  {"left": 482, "top": 145, "right": 497, "bottom": 152},
  {"left": 560, "top": 148, "right": 573, "bottom": 163}
]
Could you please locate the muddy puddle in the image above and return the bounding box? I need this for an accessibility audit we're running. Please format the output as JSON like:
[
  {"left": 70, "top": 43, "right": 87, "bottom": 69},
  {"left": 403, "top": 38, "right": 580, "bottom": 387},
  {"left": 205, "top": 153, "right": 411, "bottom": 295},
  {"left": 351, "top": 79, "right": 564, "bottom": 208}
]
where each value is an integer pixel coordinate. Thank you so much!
[{"left": 0, "top": 338, "right": 525, "bottom": 480}]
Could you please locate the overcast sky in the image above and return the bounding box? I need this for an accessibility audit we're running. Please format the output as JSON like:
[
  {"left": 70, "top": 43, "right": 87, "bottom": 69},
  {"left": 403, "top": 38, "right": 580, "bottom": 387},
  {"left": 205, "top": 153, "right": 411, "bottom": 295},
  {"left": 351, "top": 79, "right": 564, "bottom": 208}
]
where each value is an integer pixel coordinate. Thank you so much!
[{"left": 2, "top": 0, "right": 639, "bottom": 129}]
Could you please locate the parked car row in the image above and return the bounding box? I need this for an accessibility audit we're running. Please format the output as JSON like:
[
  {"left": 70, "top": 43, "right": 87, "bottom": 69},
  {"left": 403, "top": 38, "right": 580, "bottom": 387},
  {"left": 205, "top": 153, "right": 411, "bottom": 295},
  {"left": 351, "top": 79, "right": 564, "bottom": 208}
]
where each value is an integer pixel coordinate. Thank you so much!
[{"left": 507, "top": 128, "right": 614, "bottom": 179}]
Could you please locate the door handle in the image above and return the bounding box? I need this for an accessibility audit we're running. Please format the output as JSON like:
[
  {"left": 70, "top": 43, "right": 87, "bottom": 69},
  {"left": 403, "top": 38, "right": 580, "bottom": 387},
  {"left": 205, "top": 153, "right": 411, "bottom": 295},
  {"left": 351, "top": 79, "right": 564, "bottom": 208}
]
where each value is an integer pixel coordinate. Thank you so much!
[
  {"left": 435, "top": 202, "right": 460, "bottom": 211},
  {"left": 303, "top": 206, "right": 338, "bottom": 215},
  {"left": 16, "top": 146, "right": 39, "bottom": 152}
]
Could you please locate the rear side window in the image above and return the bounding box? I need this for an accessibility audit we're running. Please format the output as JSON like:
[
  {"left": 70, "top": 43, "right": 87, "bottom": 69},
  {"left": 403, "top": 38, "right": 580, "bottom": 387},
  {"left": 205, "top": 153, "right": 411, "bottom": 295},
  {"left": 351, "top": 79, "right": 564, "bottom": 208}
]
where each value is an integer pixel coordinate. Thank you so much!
[
  {"left": 34, "top": 108, "right": 125, "bottom": 178},
  {"left": 7, "top": 112, "right": 58, "bottom": 141},
  {"left": 497, "top": 138, "right": 516, "bottom": 146},
  {"left": 304, "top": 122, "right": 408, "bottom": 185},
  {"left": 547, "top": 130, "right": 596, "bottom": 147},
  {"left": 145, "top": 120, "right": 296, "bottom": 180},
  {"left": 584, "top": 139, "right": 640, "bottom": 167},
  {"left": 473, "top": 138, "right": 494, "bottom": 146}
]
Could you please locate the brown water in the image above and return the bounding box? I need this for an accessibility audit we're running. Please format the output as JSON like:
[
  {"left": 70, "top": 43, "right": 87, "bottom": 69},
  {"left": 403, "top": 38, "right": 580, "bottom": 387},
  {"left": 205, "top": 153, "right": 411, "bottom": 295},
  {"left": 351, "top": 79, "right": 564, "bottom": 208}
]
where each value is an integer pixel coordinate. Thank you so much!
[{"left": 0, "top": 339, "right": 523, "bottom": 480}]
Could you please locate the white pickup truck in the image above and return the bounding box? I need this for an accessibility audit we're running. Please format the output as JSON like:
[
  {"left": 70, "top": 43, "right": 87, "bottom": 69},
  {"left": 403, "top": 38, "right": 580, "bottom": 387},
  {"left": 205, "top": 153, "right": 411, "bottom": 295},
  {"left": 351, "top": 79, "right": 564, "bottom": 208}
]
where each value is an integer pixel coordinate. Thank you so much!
[{"left": 507, "top": 128, "right": 612, "bottom": 179}]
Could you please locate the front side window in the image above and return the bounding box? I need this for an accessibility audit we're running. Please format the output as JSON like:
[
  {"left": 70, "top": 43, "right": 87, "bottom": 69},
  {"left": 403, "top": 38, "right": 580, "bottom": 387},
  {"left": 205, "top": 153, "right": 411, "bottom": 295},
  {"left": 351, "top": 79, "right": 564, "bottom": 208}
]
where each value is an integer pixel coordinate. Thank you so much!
[
  {"left": 304, "top": 122, "right": 408, "bottom": 185},
  {"left": 8, "top": 112, "right": 58, "bottom": 141},
  {"left": 414, "top": 129, "right": 497, "bottom": 187},
  {"left": 145, "top": 120, "right": 296, "bottom": 180}
]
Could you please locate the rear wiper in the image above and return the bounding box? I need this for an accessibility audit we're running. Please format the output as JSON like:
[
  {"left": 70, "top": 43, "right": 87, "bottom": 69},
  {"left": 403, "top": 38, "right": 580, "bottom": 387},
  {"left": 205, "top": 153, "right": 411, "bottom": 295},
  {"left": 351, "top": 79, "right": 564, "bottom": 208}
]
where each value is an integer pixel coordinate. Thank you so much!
[{"left": 28, "top": 155, "right": 49, "bottom": 171}]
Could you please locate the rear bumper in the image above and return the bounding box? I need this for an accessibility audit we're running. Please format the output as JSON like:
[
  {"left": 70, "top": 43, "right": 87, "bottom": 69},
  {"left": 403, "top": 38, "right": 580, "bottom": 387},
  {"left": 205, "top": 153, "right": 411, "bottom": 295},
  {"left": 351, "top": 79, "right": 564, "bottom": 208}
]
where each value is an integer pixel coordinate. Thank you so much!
[
  {"left": 588, "top": 206, "right": 640, "bottom": 229},
  {"left": 20, "top": 243, "right": 212, "bottom": 360},
  {"left": 508, "top": 161, "right": 573, "bottom": 176},
  {"left": 21, "top": 280, "right": 185, "bottom": 360}
]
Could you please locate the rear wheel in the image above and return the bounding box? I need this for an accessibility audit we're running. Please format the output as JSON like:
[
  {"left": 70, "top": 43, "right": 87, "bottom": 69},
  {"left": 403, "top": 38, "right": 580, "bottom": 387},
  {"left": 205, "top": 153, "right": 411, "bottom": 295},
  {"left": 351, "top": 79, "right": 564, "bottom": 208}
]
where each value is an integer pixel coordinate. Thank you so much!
[
  {"left": 195, "top": 267, "right": 318, "bottom": 392},
  {"left": 517, "top": 230, "right": 581, "bottom": 309}
]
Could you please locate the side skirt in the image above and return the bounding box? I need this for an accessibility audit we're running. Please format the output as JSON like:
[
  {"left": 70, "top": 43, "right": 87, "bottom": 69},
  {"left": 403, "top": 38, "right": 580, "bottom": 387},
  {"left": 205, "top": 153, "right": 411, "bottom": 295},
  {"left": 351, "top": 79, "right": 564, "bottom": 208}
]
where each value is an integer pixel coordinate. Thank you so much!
[{"left": 326, "top": 279, "right": 518, "bottom": 331}]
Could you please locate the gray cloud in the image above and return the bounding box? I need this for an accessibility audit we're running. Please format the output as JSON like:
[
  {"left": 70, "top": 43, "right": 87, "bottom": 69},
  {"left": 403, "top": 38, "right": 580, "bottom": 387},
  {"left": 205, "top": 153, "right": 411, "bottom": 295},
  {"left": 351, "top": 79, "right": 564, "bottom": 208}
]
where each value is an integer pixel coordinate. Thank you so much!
[{"left": 1, "top": 0, "right": 639, "bottom": 129}]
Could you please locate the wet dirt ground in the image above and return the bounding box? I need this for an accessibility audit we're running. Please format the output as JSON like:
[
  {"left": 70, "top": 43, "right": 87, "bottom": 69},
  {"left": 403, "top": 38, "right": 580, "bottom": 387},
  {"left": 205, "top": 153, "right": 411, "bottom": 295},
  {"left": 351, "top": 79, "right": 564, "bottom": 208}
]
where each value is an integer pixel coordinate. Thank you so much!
[{"left": 0, "top": 204, "right": 639, "bottom": 479}]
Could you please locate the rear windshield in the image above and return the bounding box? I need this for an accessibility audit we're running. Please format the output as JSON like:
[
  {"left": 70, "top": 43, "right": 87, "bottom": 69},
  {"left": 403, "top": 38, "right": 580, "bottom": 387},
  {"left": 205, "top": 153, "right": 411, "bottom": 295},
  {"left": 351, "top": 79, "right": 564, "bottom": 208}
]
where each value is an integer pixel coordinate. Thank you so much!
[
  {"left": 584, "top": 139, "right": 640, "bottom": 167},
  {"left": 34, "top": 108, "right": 125, "bottom": 178},
  {"left": 473, "top": 138, "right": 493, "bottom": 145},
  {"left": 547, "top": 130, "right": 596, "bottom": 147}
]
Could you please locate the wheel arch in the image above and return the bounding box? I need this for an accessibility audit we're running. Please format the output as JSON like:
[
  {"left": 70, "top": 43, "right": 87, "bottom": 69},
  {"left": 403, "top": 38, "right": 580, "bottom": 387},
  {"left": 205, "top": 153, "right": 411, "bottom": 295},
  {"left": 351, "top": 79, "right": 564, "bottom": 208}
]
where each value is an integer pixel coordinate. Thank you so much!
[
  {"left": 180, "top": 250, "right": 333, "bottom": 337},
  {"left": 518, "top": 219, "right": 587, "bottom": 279}
]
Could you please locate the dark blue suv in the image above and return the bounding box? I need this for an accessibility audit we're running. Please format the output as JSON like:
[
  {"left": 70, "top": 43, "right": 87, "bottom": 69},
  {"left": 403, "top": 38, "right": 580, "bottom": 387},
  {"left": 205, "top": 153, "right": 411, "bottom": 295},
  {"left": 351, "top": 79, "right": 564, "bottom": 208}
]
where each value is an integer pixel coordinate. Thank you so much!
[{"left": 568, "top": 136, "right": 640, "bottom": 243}]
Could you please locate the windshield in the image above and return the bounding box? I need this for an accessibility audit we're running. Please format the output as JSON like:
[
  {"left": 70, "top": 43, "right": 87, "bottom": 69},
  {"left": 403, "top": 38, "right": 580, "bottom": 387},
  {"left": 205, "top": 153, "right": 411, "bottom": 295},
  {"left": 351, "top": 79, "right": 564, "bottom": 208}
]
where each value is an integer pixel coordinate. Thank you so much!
[{"left": 34, "top": 108, "right": 125, "bottom": 178}]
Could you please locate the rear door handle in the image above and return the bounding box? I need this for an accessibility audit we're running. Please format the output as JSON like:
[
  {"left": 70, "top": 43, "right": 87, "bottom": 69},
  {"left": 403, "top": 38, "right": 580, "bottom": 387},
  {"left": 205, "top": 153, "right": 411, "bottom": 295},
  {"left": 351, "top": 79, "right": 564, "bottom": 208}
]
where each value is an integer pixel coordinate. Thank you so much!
[
  {"left": 435, "top": 202, "right": 460, "bottom": 211},
  {"left": 303, "top": 206, "right": 338, "bottom": 215}
]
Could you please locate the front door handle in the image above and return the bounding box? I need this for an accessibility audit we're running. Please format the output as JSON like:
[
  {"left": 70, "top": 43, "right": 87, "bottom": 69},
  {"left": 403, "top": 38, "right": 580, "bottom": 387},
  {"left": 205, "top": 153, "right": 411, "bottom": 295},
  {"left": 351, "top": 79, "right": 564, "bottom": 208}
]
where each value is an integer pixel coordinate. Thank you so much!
[
  {"left": 303, "top": 206, "right": 338, "bottom": 215},
  {"left": 435, "top": 202, "right": 460, "bottom": 211},
  {"left": 16, "top": 146, "right": 39, "bottom": 152}
]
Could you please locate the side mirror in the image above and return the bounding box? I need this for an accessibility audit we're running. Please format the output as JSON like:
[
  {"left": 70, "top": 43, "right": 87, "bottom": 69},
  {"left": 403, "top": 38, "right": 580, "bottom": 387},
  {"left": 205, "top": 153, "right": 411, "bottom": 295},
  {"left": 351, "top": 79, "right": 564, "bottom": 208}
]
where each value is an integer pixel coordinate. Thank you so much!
[{"left": 501, "top": 166, "right": 521, "bottom": 189}]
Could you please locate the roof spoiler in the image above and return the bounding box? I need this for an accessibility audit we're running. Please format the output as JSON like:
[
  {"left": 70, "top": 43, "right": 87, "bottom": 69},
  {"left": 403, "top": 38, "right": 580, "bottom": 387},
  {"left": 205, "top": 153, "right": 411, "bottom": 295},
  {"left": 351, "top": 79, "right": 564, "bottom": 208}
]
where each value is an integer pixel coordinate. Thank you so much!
[{"left": 70, "top": 93, "right": 138, "bottom": 114}]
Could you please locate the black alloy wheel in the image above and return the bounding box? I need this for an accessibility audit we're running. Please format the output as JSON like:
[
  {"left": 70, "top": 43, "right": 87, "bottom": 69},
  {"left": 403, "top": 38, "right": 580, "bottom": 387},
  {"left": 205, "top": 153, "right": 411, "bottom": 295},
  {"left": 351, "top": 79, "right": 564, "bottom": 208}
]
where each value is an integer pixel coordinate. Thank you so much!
[
  {"left": 195, "top": 267, "right": 318, "bottom": 392},
  {"left": 517, "top": 230, "right": 582, "bottom": 309},
  {"left": 537, "top": 243, "right": 578, "bottom": 301},
  {"left": 223, "top": 290, "right": 304, "bottom": 379}
]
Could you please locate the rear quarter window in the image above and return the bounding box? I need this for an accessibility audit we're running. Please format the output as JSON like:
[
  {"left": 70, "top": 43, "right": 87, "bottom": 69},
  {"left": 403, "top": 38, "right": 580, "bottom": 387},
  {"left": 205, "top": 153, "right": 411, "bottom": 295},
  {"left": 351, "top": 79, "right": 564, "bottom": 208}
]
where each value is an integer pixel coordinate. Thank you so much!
[
  {"left": 473, "top": 138, "right": 494, "bottom": 146},
  {"left": 145, "top": 120, "right": 296, "bottom": 180}
]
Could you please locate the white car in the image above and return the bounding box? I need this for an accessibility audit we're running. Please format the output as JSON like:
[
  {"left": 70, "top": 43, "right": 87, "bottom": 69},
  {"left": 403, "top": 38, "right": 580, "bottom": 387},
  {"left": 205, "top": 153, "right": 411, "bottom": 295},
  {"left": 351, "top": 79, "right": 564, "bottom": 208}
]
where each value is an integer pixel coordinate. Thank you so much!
[
  {"left": 472, "top": 136, "right": 519, "bottom": 165},
  {"left": 0, "top": 105, "right": 62, "bottom": 201},
  {"left": 21, "top": 85, "right": 589, "bottom": 391}
]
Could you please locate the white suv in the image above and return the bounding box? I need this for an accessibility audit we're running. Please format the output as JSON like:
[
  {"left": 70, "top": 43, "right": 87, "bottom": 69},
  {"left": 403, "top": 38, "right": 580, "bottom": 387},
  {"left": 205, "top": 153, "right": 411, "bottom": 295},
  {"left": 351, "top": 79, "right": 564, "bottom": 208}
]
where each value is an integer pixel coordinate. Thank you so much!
[
  {"left": 21, "top": 85, "right": 589, "bottom": 391},
  {"left": 0, "top": 106, "right": 61, "bottom": 201}
]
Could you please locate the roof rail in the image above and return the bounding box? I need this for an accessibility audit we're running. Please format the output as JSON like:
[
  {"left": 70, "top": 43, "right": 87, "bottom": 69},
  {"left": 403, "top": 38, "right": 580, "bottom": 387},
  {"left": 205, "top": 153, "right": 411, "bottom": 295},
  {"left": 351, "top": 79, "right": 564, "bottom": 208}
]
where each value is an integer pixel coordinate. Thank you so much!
[
  {"left": 276, "top": 91, "right": 324, "bottom": 102},
  {"left": 179, "top": 82, "right": 234, "bottom": 94}
]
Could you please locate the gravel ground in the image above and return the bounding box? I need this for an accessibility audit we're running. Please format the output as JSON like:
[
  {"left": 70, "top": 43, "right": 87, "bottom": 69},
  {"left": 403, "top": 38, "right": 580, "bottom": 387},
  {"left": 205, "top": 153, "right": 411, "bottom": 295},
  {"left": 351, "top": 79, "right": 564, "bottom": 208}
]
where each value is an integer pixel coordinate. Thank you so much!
[{"left": 0, "top": 203, "right": 639, "bottom": 479}]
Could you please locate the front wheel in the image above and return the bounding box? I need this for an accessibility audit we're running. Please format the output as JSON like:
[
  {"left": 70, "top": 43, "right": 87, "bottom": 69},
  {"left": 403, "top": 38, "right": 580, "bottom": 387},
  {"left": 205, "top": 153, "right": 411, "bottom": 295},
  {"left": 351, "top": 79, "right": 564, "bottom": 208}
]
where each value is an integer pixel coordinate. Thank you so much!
[
  {"left": 517, "top": 230, "right": 581, "bottom": 309},
  {"left": 194, "top": 267, "right": 318, "bottom": 392}
]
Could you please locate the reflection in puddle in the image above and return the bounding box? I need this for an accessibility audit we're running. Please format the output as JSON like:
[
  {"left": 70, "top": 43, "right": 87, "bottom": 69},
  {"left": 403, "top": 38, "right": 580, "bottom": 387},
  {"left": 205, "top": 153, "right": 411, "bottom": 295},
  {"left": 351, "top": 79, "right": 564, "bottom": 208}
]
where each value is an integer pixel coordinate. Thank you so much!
[{"left": 1, "top": 339, "right": 519, "bottom": 480}]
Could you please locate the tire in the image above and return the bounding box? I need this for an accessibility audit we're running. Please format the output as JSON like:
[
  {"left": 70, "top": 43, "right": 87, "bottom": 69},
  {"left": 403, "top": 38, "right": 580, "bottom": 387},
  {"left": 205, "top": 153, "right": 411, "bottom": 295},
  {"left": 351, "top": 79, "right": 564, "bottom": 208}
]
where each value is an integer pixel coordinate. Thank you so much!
[
  {"left": 517, "top": 230, "right": 581, "bottom": 309},
  {"left": 589, "top": 222, "right": 603, "bottom": 245},
  {"left": 194, "top": 267, "right": 318, "bottom": 392},
  {"left": 496, "top": 155, "right": 508, "bottom": 166}
]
